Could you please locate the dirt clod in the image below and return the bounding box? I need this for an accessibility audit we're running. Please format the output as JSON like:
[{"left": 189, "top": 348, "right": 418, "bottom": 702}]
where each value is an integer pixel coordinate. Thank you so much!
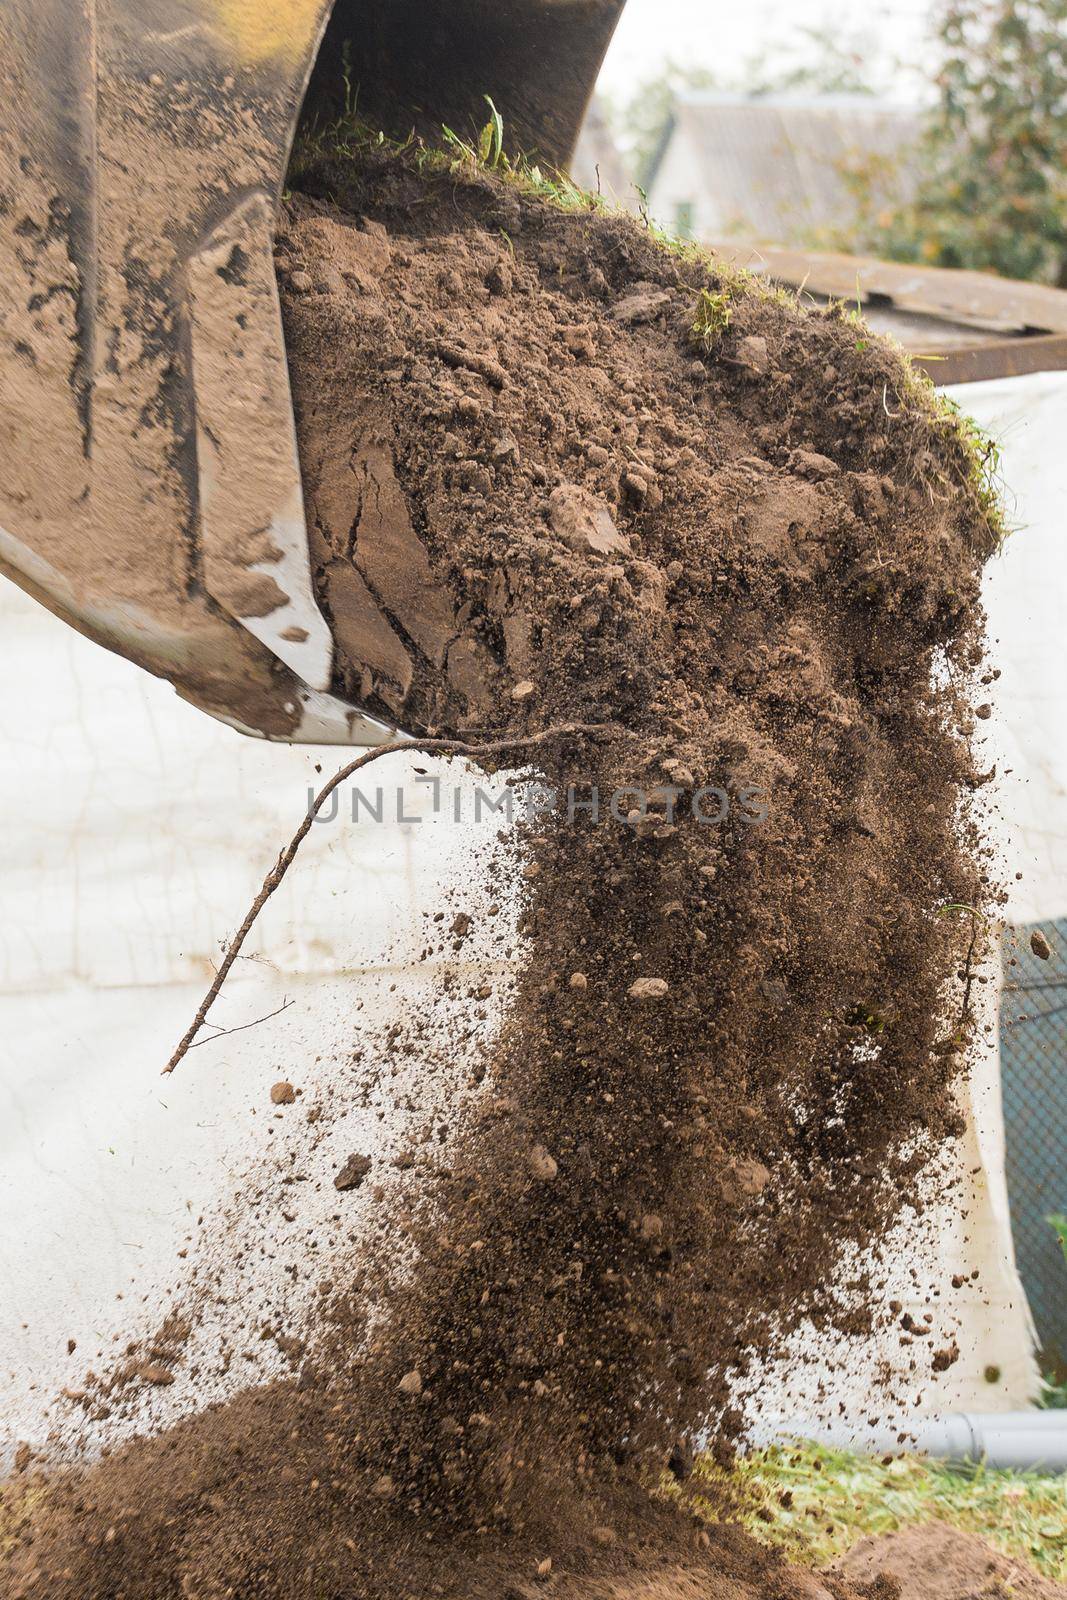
[
  {"left": 137, "top": 1364, "right": 175, "bottom": 1387},
  {"left": 528, "top": 1144, "right": 560, "bottom": 1182},
  {"left": 334, "top": 1153, "right": 373, "bottom": 1191},
  {"left": 548, "top": 483, "right": 631, "bottom": 560},
  {"left": 628, "top": 977, "right": 670, "bottom": 1001}
]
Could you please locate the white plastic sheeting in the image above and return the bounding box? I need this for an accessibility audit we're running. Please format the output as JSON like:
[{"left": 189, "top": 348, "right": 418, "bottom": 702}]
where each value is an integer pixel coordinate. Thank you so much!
[
  {"left": 1, "top": 369, "right": 1064, "bottom": 1462},
  {"left": 966, "top": 371, "right": 1067, "bottom": 926}
]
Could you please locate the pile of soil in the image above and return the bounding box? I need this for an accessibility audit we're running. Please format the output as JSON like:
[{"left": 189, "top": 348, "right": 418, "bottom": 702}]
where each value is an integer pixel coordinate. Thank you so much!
[
  {"left": 838, "top": 1525, "right": 1067, "bottom": 1600},
  {"left": 0, "top": 143, "right": 1001, "bottom": 1598}
]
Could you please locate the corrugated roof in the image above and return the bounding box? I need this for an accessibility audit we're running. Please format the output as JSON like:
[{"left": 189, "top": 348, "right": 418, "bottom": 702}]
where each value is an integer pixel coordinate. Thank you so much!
[{"left": 653, "top": 95, "right": 920, "bottom": 248}]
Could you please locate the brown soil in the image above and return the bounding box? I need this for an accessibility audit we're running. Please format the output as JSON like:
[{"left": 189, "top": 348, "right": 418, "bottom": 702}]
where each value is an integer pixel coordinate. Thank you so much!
[
  {"left": 838, "top": 1525, "right": 1067, "bottom": 1599},
  {"left": 0, "top": 144, "right": 1001, "bottom": 1598}
]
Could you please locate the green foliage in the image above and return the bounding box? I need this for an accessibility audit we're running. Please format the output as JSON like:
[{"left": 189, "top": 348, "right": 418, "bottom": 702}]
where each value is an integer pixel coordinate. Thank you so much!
[
  {"left": 1050, "top": 1214, "right": 1067, "bottom": 1263},
  {"left": 477, "top": 96, "right": 505, "bottom": 170},
  {"left": 607, "top": 1, "right": 1066, "bottom": 286},
  {"left": 694, "top": 1440, "right": 1067, "bottom": 1581},
  {"left": 880, "top": 0, "right": 1067, "bottom": 285}
]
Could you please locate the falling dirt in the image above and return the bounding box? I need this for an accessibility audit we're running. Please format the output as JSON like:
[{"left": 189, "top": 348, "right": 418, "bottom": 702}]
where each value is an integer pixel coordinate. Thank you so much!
[{"left": 0, "top": 142, "right": 1003, "bottom": 1598}]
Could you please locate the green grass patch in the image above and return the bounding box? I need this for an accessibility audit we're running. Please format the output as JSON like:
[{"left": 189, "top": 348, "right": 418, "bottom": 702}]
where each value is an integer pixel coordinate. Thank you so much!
[
  {"left": 691, "top": 1440, "right": 1067, "bottom": 1582},
  {"left": 290, "top": 97, "right": 610, "bottom": 218}
]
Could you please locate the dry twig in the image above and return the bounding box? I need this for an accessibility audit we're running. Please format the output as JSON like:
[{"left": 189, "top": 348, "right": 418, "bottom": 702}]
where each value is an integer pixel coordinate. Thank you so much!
[
  {"left": 163, "top": 722, "right": 609, "bottom": 1074},
  {"left": 188, "top": 998, "right": 296, "bottom": 1050}
]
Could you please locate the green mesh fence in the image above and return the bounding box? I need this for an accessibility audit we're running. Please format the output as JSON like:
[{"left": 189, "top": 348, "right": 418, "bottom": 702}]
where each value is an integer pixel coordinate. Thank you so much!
[{"left": 1000, "top": 917, "right": 1067, "bottom": 1377}]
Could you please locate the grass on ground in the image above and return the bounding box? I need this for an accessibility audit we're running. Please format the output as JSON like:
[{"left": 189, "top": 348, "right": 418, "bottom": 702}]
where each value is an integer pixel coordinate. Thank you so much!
[{"left": 693, "top": 1440, "right": 1067, "bottom": 1583}]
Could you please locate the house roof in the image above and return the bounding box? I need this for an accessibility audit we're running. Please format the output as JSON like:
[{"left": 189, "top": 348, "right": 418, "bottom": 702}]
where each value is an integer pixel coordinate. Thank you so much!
[{"left": 649, "top": 94, "right": 921, "bottom": 247}]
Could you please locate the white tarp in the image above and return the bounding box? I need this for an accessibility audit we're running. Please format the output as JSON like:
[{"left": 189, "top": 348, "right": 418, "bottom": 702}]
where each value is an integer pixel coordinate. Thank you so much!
[
  {"left": 1, "top": 368, "right": 1064, "bottom": 1461},
  {"left": 962, "top": 371, "right": 1067, "bottom": 925}
]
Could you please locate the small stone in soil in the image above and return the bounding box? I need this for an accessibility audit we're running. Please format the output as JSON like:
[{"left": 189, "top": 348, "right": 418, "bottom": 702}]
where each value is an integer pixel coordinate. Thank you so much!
[
  {"left": 628, "top": 977, "right": 669, "bottom": 1000},
  {"left": 1031, "top": 929, "right": 1052, "bottom": 961},
  {"left": 736, "top": 334, "right": 769, "bottom": 374},
  {"left": 270, "top": 1082, "right": 296, "bottom": 1105},
  {"left": 548, "top": 483, "right": 630, "bottom": 560}
]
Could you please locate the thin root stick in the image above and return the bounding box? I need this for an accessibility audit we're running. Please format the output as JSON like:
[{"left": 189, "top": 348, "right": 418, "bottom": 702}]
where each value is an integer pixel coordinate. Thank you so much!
[
  {"left": 163, "top": 721, "right": 611, "bottom": 1075},
  {"left": 187, "top": 999, "right": 296, "bottom": 1050}
]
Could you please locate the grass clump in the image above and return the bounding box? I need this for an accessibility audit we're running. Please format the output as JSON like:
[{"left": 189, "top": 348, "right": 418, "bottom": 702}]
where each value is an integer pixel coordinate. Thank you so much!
[
  {"left": 692, "top": 287, "right": 734, "bottom": 351},
  {"left": 928, "top": 392, "right": 1011, "bottom": 548},
  {"left": 693, "top": 1440, "right": 1067, "bottom": 1582},
  {"left": 290, "top": 96, "right": 608, "bottom": 218},
  {"left": 876, "top": 348, "right": 1012, "bottom": 550}
]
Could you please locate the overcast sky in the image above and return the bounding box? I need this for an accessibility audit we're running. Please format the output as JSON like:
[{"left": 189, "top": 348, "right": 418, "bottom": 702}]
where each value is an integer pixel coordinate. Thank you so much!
[{"left": 596, "top": 0, "right": 935, "bottom": 102}]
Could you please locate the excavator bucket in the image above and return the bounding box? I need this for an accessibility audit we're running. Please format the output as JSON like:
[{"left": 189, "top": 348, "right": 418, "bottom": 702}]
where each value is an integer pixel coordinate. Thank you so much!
[{"left": 0, "top": 0, "right": 625, "bottom": 742}]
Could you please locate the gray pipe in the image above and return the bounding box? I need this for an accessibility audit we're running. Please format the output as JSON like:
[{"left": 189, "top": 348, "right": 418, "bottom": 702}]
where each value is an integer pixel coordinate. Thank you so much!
[
  {"left": 911, "top": 1412, "right": 1067, "bottom": 1472},
  {"left": 757, "top": 1412, "right": 1067, "bottom": 1473}
]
